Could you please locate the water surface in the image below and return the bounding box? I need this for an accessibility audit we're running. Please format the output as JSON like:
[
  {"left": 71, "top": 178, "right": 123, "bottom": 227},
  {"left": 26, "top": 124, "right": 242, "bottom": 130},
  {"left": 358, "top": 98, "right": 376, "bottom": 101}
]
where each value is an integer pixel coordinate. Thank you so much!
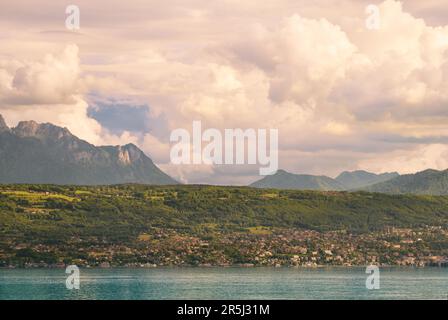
[{"left": 0, "top": 267, "right": 447, "bottom": 300}]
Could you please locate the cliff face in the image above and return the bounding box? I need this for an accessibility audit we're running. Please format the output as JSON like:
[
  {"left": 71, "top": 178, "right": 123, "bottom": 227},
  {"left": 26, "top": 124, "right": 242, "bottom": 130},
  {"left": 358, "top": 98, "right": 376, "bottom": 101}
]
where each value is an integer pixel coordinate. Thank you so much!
[
  {"left": 0, "top": 115, "right": 178, "bottom": 185},
  {"left": 0, "top": 115, "right": 9, "bottom": 133}
]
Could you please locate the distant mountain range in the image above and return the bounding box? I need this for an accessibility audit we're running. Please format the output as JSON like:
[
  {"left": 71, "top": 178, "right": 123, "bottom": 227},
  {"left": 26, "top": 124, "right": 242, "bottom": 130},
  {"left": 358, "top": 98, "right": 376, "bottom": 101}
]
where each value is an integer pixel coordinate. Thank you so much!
[
  {"left": 2, "top": 114, "right": 448, "bottom": 194},
  {"left": 0, "top": 114, "right": 177, "bottom": 185},
  {"left": 250, "top": 169, "right": 347, "bottom": 191},
  {"left": 335, "top": 170, "right": 399, "bottom": 189},
  {"left": 250, "top": 169, "right": 399, "bottom": 191},
  {"left": 363, "top": 169, "right": 448, "bottom": 195},
  {"left": 250, "top": 168, "right": 448, "bottom": 195}
]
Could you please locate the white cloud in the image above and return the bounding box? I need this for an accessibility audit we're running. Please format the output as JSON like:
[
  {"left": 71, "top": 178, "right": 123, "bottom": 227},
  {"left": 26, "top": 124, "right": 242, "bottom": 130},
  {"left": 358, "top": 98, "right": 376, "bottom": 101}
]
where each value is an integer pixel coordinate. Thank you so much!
[
  {"left": 2, "top": 0, "right": 448, "bottom": 184},
  {"left": 359, "top": 144, "right": 448, "bottom": 174},
  {"left": 0, "top": 45, "right": 140, "bottom": 148},
  {"left": 0, "top": 45, "right": 80, "bottom": 106}
]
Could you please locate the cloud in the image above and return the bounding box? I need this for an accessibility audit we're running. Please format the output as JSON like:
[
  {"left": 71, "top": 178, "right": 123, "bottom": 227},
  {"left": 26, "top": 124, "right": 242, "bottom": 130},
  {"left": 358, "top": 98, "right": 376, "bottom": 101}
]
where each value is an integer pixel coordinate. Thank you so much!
[
  {"left": 0, "top": 45, "right": 80, "bottom": 106},
  {"left": 230, "top": 14, "right": 358, "bottom": 106},
  {"left": 359, "top": 144, "right": 448, "bottom": 174},
  {"left": 0, "top": 45, "right": 141, "bottom": 148},
  {"left": 2, "top": 0, "right": 448, "bottom": 184}
]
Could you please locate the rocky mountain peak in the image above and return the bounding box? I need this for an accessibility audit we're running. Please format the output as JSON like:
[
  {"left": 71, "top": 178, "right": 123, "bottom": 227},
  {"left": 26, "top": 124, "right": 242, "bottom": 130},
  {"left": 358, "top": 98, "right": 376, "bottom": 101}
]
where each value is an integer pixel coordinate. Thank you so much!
[
  {"left": 117, "top": 144, "right": 144, "bottom": 165},
  {"left": 13, "top": 120, "right": 40, "bottom": 137},
  {"left": 13, "top": 120, "right": 73, "bottom": 141},
  {"left": 0, "top": 114, "right": 177, "bottom": 185},
  {"left": 0, "top": 114, "right": 9, "bottom": 133}
]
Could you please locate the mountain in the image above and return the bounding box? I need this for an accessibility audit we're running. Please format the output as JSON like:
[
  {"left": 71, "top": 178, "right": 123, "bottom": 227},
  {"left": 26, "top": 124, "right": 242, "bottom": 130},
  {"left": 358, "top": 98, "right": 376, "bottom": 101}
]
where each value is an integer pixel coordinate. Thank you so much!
[
  {"left": 0, "top": 115, "right": 9, "bottom": 133},
  {"left": 363, "top": 169, "right": 448, "bottom": 195},
  {"left": 0, "top": 114, "right": 177, "bottom": 185},
  {"left": 250, "top": 169, "right": 399, "bottom": 191},
  {"left": 335, "top": 170, "right": 399, "bottom": 189},
  {"left": 250, "top": 169, "right": 346, "bottom": 190}
]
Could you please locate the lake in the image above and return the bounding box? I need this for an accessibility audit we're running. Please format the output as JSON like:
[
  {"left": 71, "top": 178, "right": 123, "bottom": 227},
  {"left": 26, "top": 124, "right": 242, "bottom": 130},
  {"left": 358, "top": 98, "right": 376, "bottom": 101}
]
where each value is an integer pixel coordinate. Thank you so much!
[{"left": 0, "top": 267, "right": 447, "bottom": 300}]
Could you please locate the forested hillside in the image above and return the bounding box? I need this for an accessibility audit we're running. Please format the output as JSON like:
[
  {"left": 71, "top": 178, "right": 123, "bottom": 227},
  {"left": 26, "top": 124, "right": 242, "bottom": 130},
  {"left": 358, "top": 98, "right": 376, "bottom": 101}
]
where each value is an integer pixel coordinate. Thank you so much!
[{"left": 1, "top": 184, "right": 448, "bottom": 267}]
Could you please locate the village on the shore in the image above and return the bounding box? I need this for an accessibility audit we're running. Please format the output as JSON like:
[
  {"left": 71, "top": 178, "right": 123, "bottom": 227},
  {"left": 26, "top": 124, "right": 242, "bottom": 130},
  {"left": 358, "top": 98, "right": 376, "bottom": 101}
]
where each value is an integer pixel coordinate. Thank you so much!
[{"left": 2, "top": 226, "right": 447, "bottom": 268}]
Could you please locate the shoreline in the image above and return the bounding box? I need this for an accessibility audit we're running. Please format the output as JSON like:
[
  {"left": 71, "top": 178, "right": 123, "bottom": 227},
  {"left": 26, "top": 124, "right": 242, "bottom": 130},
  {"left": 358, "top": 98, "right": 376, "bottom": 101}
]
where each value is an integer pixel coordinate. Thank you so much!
[{"left": 2, "top": 264, "right": 447, "bottom": 270}]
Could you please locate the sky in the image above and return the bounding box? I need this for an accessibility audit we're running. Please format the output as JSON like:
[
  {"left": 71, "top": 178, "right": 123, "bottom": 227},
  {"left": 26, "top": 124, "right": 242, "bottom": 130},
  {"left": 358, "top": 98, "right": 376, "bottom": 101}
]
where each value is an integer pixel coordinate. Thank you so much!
[{"left": 1, "top": 0, "right": 448, "bottom": 185}]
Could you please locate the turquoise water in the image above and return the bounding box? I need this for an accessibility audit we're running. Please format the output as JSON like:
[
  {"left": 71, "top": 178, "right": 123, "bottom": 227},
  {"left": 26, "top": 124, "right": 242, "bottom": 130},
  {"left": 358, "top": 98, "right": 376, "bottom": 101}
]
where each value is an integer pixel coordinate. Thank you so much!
[{"left": 0, "top": 267, "right": 447, "bottom": 300}]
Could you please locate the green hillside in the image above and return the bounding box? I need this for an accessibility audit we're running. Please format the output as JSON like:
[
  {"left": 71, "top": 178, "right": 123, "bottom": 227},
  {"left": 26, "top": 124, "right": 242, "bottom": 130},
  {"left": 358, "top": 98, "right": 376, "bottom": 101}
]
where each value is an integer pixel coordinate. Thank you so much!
[
  {"left": 1, "top": 184, "right": 447, "bottom": 267},
  {"left": 1, "top": 184, "right": 448, "bottom": 237},
  {"left": 364, "top": 169, "right": 448, "bottom": 195}
]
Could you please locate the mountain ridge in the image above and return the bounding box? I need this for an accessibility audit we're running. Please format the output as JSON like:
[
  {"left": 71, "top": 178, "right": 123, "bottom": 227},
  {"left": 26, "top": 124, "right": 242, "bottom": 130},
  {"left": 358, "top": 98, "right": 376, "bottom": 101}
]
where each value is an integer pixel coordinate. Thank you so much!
[
  {"left": 3, "top": 114, "right": 448, "bottom": 193},
  {"left": 363, "top": 168, "right": 448, "bottom": 195},
  {"left": 250, "top": 169, "right": 346, "bottom": 190},
  {"left": 335, "top": 170, "right": 399, "bottom": 189},
  {"left": 251, "top": 168, "right": 448, "bottom": 195},
  {"left": 0, "top": 114, "right": 177, "bottom": 185},
  {"left": 250, "top": 169, "right": 399, "bottom": 191}
]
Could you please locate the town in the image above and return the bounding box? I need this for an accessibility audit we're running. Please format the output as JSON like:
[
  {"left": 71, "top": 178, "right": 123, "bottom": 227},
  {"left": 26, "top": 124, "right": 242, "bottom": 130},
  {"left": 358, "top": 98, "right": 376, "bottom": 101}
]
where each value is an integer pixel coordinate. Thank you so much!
[{"left": 2, "top": 226, "right": 447, "bottom": 268}]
